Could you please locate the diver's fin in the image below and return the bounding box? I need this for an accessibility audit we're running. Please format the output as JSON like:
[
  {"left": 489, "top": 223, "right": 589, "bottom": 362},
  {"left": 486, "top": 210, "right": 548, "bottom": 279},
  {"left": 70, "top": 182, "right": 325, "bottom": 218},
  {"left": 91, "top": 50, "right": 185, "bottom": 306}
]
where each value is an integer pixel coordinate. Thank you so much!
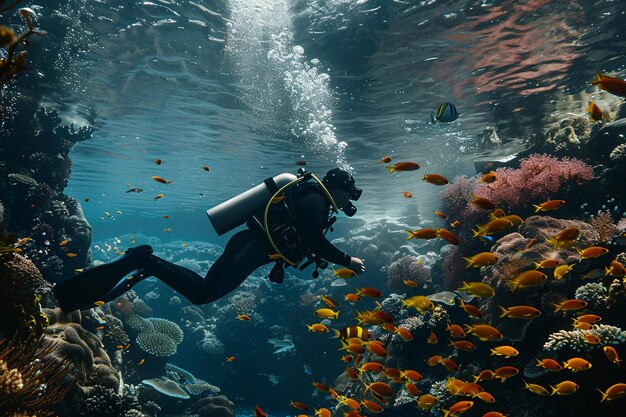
[{"left": 53, "top": 245, "right": 153, "bottom": 312}]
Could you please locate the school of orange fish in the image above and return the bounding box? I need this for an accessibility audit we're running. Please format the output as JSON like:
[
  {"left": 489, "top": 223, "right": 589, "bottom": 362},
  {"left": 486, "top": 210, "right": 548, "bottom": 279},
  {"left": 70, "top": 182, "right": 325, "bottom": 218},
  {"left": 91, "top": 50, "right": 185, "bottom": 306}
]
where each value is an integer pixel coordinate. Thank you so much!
[{"left": 250, "top": 71, "right": 626, "bottom": 417}]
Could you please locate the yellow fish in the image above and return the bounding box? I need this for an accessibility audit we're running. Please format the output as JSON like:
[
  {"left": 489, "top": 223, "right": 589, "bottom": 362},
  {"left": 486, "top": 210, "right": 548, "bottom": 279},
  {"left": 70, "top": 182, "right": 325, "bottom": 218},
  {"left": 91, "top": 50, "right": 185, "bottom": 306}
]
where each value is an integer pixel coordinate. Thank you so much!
[
  {"left": 154, "top": 193, "right": 164, "bottom": 201},
  {"left": 457, "top": 281, "right": 495, "bottom": 297},
  {"left": 314, "top": 308, "right": 339, "bottom": 319},
  {"left": 333, "top": 268, "right": 357, "bottom": 278}
]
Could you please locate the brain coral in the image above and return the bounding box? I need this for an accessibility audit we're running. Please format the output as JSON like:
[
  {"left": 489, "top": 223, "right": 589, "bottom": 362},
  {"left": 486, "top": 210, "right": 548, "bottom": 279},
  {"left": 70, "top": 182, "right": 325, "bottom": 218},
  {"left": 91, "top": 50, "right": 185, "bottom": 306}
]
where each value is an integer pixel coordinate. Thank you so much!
[{"left": 146, "top": 318, "right": 184, "bottom": 344}]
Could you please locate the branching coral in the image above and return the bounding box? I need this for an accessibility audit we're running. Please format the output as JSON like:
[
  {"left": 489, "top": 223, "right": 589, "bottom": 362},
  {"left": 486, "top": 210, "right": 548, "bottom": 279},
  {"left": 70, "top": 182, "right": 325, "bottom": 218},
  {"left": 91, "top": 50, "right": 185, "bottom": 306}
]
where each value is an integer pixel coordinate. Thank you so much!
[
  {"left": 588, "top": 211, "right": 618, "bottom": 242},
  {"left": 544, "top": 325, "right": 626, "bottom": 352},
  {"left": 574, "top": 282, "right": 608, "bottom": 310}
]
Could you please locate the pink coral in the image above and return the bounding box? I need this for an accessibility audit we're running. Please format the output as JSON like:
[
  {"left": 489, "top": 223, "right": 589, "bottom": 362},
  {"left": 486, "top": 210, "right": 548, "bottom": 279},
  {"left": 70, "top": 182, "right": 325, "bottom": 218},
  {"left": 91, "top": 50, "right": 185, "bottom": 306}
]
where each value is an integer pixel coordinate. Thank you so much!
[{"left": 473, "top": 154, "right": 593, "bottom": 210}]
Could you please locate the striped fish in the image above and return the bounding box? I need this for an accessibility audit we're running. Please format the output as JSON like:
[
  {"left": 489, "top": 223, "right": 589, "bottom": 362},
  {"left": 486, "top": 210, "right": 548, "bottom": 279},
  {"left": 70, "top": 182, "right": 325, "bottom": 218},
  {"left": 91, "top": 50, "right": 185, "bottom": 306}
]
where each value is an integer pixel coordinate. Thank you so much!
[{"left": 431, "top": 102, "right": 459, "bottom": 123}]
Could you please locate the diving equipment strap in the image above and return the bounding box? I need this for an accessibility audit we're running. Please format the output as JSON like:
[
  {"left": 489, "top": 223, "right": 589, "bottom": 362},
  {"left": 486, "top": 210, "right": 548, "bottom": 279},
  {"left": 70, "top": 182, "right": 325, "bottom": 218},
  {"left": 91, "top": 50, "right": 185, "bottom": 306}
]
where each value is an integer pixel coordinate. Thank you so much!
[{"left": 263, "top": 173, "right": 338, "bottom": 266}]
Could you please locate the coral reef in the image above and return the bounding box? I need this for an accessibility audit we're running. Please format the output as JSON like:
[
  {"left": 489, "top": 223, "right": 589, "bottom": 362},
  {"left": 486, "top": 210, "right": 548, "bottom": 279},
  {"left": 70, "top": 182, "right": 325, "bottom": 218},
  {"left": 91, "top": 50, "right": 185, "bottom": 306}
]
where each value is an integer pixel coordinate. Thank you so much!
[
  {"left": 574, "top": 282, "right": 608, "bottom": 310},
  {"left": 78, "top": 385, "right": 145, "bottom": 417},
  {"left": 387, "top": 255, "right": 432, "bottom": 293},
  {"left": 0, "top": 334, "right": 73, "bottom": 417},
  {"left": 544, "top": 325, "right": 626, "bottom": 353},
  {"left": 190, "top": 395, "right": 235, "bottom": 417},
  {"left": 0, "top": 252, "right": 50, "bottom": 337},
  {"left": 132, "top": 317, "right": 184, "bottom": 357}
]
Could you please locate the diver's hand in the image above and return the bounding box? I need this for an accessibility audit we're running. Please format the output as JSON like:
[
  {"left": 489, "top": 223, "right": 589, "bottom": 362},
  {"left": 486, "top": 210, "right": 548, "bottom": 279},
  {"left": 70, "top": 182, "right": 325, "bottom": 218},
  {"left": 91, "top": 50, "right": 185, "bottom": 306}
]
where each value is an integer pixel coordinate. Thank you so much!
[{"left": 349, "top": 257, "right": 365, "bottom": 274}]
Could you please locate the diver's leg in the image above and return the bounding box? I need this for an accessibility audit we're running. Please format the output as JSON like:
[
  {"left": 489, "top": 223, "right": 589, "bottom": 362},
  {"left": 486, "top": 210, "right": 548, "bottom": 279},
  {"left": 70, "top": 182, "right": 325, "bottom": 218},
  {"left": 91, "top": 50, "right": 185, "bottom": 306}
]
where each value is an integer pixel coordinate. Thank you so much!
[
  {"left": 141, "top": 230, "right": 271, "bottom": 304},
  {"left": 201, "top": 229, "right": 273, "bottom": 302},
  {"left": 53, "top": 245, "right": 154, "bottom": 312}
]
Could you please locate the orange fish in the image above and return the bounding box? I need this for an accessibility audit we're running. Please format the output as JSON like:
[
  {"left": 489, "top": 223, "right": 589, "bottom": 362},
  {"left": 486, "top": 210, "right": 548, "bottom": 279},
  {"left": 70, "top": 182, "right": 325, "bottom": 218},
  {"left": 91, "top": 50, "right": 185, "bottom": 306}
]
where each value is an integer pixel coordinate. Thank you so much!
[
  {"left": 344, "top": 293, "right": 361, "bottom": 302},
  {"left": 490, "top": 346, "right": 519, "bottom": 358},
  {"left": 603, "top": 346, "right": 622, "bottom": 365},
  {"left": 95, "top": 326, "right": 105, "bottom": 331},
  {"left": 401, "top": 369, "right": 423, "bottom": 382},
  {"left": 359, "top": 362, "right": 385, "bottom": 373},
  {"left": 289, "top": 401, "right": 308, "bottom": 410},
  {"left": 533, "top": 259, "right": 561, "bottom": 269},
  {"left": 404, "top": 228, "right": 438, "bottom": 240},
  {"left": 576, "top": 246, "right": 609, "bottom": 259},
  {"left": 546, "top": 226, "right": 581, "bottom": 249},
  {"left": 472, "top": 369, "right": 495, "bottom": 383},
  {"left": 427, "top": 355, "right": 443, "bottom": 366},
  {"left": 321, "top": 294, "right": 341, "bottom": 309},
  {"left": 457, "top": 383, "right": 484, "bottom": 397},
  {"left": 422, "top": 173, "right": 449, "bottom": 185},
  {"left": 552, "top": 299, "right": 588, "bottom": 313},
  {"left": 403, "top": 279, "right": 418, "bottom": 287},
  {"left": 363, "top": 381, "right": 394, "bottom": 398},
  {"left": 226, "top": 356, "right": 236, "bottom": 362},
  {"left": 403, "top": 191, "right": 413, "bottom": 198},
  {"left": 395, "top": 327, "right": 413, "bottom": 341},
  {"left": 599, "top": 383, "right": 626, "bottom": 402},
  {"left": 377, "top": 155, "right": 392, "bottom": 164},
  {"left": 306, "top": 323, "right": 329, "bottom": 333},
  {"left": 360, "top": 400, "right": 384, "bottom": 413},
  {"left": 480, "top": 171, "right": 498, "bottom": 183},
  {"left": 587, "top": 101, "right": 604, "bottom": 122},
  {"left": 94, "top": 301, "right": 106, "bottom": 306},
  {"left": 458, "top": 299, "right": 483, "bottom": 318},
  {"left": 356, "top": 287, "right": 383, "bottom": 298},
  {"left": 470, "top": 194, "right": 497, "bottom": 210},
  {"left": 493, "top": 366, "right": 519, "bottom": 382},
  {"left": 584, "top": 334, "right": 601, "bottom": 344},
  {"left": 417, "top": 394, "right": 438, "bottom": 410},
  {"left": 591, "top": 71, "right": 626, "bottom": 97},
  {"left": 66, "top": 253, "right": 78, "bottom": 257},
  {"left": 436, "top": 228, "right": 460, "bottom": 245},
  {"left": 427, "top": 330, "right": 438, "bottom": 344},
  {"left": 563, "top": 357, "right": 592, "bottom": 372},
  {"left": 341, "top": 355, "right": 354, "bottom": 363},
  {"left": 59, "top": 239, "right": 69, "bottom": 246},
  {"left": 154, "top": 193, "right": 164, "bottom": 201},
  {"left": 532, "top": 199, "right": 565, "bottom": 213},
  {"left": 366, "top": 341, "right": 387, "bottom": 357},
  {"left": 151, "top": 175, "right": 172, "bottom": 184},
  {"left": 312, "top": 381, "right": 329, "bottom": 392},
  {"left": 202, "top": 166, "right": 211, "bottom": 171},
  {"left": 465, "top": 324, "right": 503, "bottom": 341},
  {"left": 448, "top": 340, "right": 476, "bottom": 351},
  {"left": 406, "top": 382, "right": 420, "bottom": 396},
  {"left": 554, "top": 264, "right": 574, "bottom": 280},
  {"left": 446, "top": 323, "right": 466, "bottom": 338},
  {"left": 472, "top": 219, "right": 514, "bottom": 237},
  {"left": 154, "top": 158, "right": 162, "bottom": 165},
  {"left": 462, "top": 252, "right": 498, "bottom": 268},
  {"left": 498, "top": 305, "right": 542, "bottom": 319},
  {"left": 450, "top": 220, "right": 460, "bottom": 228},
  {"left": 509, "top": 270, "right": 547, "bottom": 291},
  {"left": 254, "top": 405, "right": 268, "bottom": 417},
  {"left": 550, "top": 380, "right": 579, "bottom": 396},
  {"left": 457, "top": 281, "right": 495, "bottom": 298},
  {"left": 574, "top": 314, "right": 602, "bottom": 324},
  {"left": 346, "top": 366, "right": 359, "bottom": 379},
  {"left": 385, "top": 162, "right": 420, "bottom": 174},
  {"left": 236, "top": 314, "right": 250, "bottom": 320},
  {"left": 523, "top": 380, "right": 549, "bottom": 396},
  {"left": 138, "top": 359, "right": 145, "bottom": 366},
  {"left": 605, "top": 260, "right": 626, "bottom": 277},
  {"left": 536, "top": 358, "right": 562, "bottom": 371},
  {"left": 475, "top": 391, "right": 495, "bottom": 403},
  {"left": 442, "top": 400, "right": 473, "bottom": 417},
  {"left": 434, "top": 210, "right": 447, "bottom": 219},
  {"left": 441, "top": 358, "right": 459, "bottom": 372}
]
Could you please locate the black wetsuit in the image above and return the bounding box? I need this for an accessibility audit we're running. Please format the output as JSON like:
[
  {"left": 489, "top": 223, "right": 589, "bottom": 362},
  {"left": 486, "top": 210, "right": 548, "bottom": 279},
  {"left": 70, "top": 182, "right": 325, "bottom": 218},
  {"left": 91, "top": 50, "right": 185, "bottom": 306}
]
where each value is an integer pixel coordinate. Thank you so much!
[{"left": 54, "top": 187, "right": 352, "bottom": 311}]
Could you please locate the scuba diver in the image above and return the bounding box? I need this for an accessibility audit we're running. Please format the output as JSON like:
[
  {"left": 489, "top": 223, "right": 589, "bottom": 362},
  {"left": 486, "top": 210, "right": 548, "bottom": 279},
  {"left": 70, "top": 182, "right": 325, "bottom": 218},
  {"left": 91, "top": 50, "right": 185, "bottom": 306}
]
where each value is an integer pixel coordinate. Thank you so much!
[{"left": 54, "top": 168, "right": 366, "bottom": 312}]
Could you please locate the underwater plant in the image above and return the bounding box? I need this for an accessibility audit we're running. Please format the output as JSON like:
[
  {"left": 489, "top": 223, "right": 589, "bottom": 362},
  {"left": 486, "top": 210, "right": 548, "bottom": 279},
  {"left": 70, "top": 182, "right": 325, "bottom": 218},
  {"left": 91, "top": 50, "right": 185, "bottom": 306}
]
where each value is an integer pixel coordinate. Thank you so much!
[
  {"left": 0, "top": 4, "right": 46, "bottom": 117},
  {"left": 0, "top": 333, "right": 73, "bottom": 416}
]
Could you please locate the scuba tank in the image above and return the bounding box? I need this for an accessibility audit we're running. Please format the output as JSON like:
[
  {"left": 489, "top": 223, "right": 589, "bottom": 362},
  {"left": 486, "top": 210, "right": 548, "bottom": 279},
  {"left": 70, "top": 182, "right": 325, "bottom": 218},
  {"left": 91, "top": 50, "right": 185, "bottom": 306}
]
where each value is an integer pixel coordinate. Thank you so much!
[{"left": 206, "top": 173, "right": 297, "bottom": 236}]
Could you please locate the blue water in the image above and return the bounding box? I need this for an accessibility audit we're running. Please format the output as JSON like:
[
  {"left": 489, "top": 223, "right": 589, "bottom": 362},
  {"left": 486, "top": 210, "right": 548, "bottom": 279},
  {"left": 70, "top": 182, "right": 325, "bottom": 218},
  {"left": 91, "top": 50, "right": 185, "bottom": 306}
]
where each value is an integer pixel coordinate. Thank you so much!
[{"left": 2, "top": 0, "right": 626, "bottom": 415}]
